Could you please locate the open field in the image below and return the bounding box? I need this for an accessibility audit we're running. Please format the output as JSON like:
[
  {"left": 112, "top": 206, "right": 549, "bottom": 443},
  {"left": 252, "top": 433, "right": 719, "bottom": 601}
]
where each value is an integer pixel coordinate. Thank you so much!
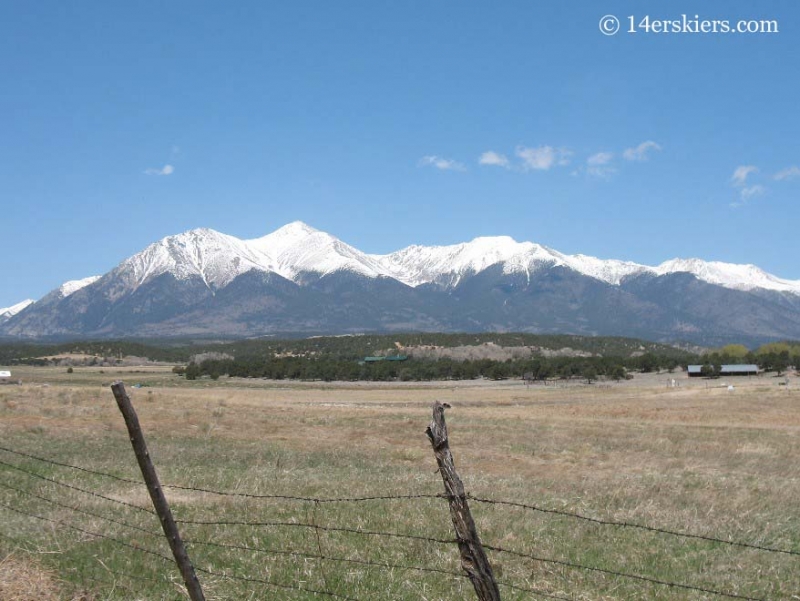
[{"left": 1, "top": 365, "right": 799, "bottom": 600}]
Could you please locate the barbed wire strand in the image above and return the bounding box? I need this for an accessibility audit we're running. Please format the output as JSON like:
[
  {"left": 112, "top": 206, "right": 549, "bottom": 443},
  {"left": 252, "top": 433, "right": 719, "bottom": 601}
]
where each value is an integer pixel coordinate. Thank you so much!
[
  {"left": 1, "top": 503, "right": 359, "bottom": 600},
  {"left": 0, "top": 480, "right": 162, "bottom": 540},
  {"left": 0, "top": 502, "right": 174, "bottom": 565},
  {"left": 185, "top": 538, "right": 465, "bottom": 578},
  {"left": 0, "top": 444, "right": 788, "bottom": 600},
  {"left": 0, "top": 458, "right": 156, "bottom": 515},
  {"left": 187, "top": 528, "right": 576, "bottom": 600},
  {"left": 193, "top": 565, "right": 364, "bottom": 601},
  {"left": 6, "top": 444, "right": 796, "bottom": 559},
  {"left": 176, "top": 517, "right": 457, "bottom": 546},
  {"left": 0, "top": 445, "right": 443, "bottom": 504},
  {"left": 168, "top": 484, "right": 444, "bottom": 504},
  {"left": 483, "top": 543, "right": 768, "bottom": 601},
  {"left": 0, "top": 528, "right": 166, "bottom": 589},
  {"left": 0, "top": 445, "right": 143, "bottom": 485},
  {"left": 470, "top": 494, "right": 800, "bottom": 557}
]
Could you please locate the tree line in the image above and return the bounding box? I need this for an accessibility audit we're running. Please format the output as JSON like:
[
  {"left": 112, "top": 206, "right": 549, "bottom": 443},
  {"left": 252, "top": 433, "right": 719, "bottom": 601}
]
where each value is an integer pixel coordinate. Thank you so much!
[
  {"left": 2, "top": 335, "right": 798, "bottom": 382},
  {"left": 179, "top": 353, "right": 684, "bottom": 383}
]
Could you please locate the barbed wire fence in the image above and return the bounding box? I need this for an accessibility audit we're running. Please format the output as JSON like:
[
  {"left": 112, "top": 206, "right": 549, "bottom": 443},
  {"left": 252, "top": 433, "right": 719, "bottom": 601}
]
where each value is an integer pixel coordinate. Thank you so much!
[{"left": 0, "top": 384, "right": 797, "bottom": 600}]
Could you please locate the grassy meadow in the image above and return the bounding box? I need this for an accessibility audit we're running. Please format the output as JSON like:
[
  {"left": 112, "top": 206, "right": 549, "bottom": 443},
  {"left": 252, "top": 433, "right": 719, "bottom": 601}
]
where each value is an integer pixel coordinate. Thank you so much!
[{"left": 1, "top": 364, "right": 799, "bottom": 600}]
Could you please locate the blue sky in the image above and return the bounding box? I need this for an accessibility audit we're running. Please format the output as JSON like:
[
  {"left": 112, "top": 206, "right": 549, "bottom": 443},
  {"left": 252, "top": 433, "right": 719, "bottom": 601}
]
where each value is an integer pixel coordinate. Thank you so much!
[{"left": 1, "top": 1, "right": 798, "bottom": 308}]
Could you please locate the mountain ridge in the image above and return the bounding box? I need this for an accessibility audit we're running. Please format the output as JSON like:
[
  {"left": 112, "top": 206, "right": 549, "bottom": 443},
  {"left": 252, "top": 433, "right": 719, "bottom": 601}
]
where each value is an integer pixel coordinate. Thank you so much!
[{"left": 2, "top": 221, "right": 799, "bottom": 345}]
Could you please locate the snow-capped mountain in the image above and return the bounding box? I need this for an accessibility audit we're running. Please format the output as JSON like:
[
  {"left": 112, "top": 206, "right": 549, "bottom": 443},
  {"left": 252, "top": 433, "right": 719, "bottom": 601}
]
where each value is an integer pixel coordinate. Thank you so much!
[
  {"left": 0, "top": 299, "right": 35, "bottom": 323},
  {"left": 110, "top": 228, "right": 275, "bottom": 293},
  {"left": 2, "top": 221, "right": 799, "bottom": 345},
  {"left": 370, "top": 235, "right": 800, "bottom": 294},
  {"left": 371, "top": 237, "right": 656, "bottom": 289},
  {"left": 247, "top": 221, "right": 396, "bottom": 281},
  {"left": 372, "top": 237, "right": 564, "bottom": 287},
  {"left": 42, "top": 221, "right": 800, "bottom": 296},
  {"left": 654, "top": 259, "right": 800, "bottom": 295},
  {"left": 58, "top": 276, "right": 102, "bottom": 298}
]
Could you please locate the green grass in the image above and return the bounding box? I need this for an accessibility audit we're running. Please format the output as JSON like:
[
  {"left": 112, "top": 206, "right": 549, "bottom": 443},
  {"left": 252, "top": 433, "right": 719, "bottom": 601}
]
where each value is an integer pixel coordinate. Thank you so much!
[{"left": 1, "top": 366, "right": 799, "bottom": 599}]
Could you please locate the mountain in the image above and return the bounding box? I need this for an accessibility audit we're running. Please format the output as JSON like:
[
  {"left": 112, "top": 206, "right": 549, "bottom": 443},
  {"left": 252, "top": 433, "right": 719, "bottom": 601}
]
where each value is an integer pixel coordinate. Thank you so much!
[
  {"left": 0, "top": 299, "right": 35, "bottom": 324},
  {"left": 2, "top": 222, "right": 799, "bottom": 345},
  {"left": 57, "top": 276, "right": 102, "bottom": 298},
  {"left": 248, "top": 221, "right": 396, "bottom": 282}
]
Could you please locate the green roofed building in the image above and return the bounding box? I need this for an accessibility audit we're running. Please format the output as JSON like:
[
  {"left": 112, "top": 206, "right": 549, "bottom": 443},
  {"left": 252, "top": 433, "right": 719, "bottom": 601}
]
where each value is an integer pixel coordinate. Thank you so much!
[{"left": 362, "top": 355, "right": 408, "bottom": 363}]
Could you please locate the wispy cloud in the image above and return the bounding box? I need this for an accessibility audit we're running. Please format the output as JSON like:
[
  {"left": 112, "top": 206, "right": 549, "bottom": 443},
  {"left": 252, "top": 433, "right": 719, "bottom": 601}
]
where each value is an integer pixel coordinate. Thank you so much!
[
  {"left": 731, "top": 165, "right": 758, "bottom": 187},
  {"left": 418, "top": 155, "right": 466, "bottom": 172},
  {"left": 586, "top": 151, "right": 615, "bottom": 178},
  {"left": 774, "top": 166, "right": 800, "bottom": 181},
  {"left": 144, "top": 164, "right": 175, "bottom": 176},
  {"left": 730, "top": 166, "right": 765, "bottom": 207},
  {"left": 740, "top": 184, "right": 765, "bottom": 200},
  {"left": 587, "top": 152, "right": 613, "bottom": 166},
  {"left": 478, "top": 151, "right": 510, "bottom": 168},
  {"left": 515, "top": 145, "right": 571, "bottom": 171},
  {"left": 731, "top": 184, "right": 765, "bottom": 208},
  {"left": 623, "top": 141, "right": 661, "bottom": 161}
]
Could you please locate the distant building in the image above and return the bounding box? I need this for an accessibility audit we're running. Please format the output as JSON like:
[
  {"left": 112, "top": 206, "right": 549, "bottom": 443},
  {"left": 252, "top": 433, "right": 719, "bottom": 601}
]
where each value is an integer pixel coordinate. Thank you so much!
[
  {"left": 0, "top": 370, "right": 21, "bottom": 385},
  {"left": 360, "top": 355, "right": 408, "bottom": 364},
  {"left": 687, "top": 364, "right": 759, "bottom": 377}
]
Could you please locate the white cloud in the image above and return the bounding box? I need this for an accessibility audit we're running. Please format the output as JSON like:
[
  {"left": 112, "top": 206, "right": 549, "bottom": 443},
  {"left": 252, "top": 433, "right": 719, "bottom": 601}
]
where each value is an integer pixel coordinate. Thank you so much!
[
  {"left": 587, "top": 152, "right": 613, "bottom": 166},
  {"left": 516, "top": 146, "right": 555, "bottom": 170},
  {"left": 585, "top": 152, "right": 615, "bottom": 178},
  {"left": 740, "top": 184, "right": 765, "bottom": 200},
  {"left": 144, "top": 164, "right": 175, "bottom": 176},
  {"left": 729, "top": 166, "right": 765, "bottom": 206},
  {"left": 515, "top": 145, "right": 571, "bottom": 171},
  {"left": 623, "top": 141, "right": 662, "bottom": 161},
  {"left": 479, "top": 151, "right": 510, "bottom": 168},
  {"left": 731, "top": 165, "right": 757, "bottom": 187},
  {"left": 775, "top": 166, "right": 800, "bottom": 181},
  {"left": 418, "top": 156, "right": 466, "bottom": 172},
  {"left": 731, "top": 184, "right": 765, "bottom": 207}
]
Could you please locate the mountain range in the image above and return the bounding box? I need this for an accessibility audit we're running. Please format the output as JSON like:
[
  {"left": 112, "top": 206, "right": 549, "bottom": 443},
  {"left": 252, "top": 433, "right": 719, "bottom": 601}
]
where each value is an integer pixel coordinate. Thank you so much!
[{"left": 2, "top": 221, "right": 799, "bottom": 346}]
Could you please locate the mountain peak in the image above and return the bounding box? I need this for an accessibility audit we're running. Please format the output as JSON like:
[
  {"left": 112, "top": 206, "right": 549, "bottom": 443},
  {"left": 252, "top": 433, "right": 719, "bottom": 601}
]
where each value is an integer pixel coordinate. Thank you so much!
[
  {"left": 163, "top": 227, "right": 228, "bottom": 244},
  {"left": 250, "top": 222, "right": 392, "bottom": 280},
  {"left": 270, "top": 221, "right": 320, "bottom": 238},
  {"left": 117, "top": 227, "right": 276, "bottom": 291},
  {"left": 59, "top": 276, "right": 101, "bottom": 298},
  {"left": 0, "top": 299, "right": 35, "bottom": 320},
  {"left": 655, "top": 258, "right": 800, "bottom": 293}
]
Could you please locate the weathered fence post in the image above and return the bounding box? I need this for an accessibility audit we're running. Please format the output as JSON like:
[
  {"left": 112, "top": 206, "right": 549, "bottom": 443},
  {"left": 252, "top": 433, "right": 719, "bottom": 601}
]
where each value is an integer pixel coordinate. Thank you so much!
[
  {"left": 426, "top": 401, "right": 501, "bottom": 601},
  {"left": 111, "top": 381, "right": 206, "bottom": 601}
]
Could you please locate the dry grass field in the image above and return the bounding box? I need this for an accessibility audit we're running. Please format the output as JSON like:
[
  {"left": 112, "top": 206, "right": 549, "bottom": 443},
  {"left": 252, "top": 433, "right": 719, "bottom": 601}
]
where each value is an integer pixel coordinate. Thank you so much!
[{"left": 1, "top": 365, "right": 799, "bottom": 600}]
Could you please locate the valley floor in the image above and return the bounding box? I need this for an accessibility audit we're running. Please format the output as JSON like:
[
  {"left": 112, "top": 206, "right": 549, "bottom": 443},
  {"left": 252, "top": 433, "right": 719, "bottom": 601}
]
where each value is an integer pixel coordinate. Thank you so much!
[{"left": 1, "top": 366, "right": 799, "bottom": 599}]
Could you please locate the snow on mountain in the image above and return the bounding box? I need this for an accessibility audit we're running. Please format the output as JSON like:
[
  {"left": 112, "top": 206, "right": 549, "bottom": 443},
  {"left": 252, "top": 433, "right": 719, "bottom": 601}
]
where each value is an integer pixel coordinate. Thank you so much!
[
  {"left": 372, "top": 234, "right": 800, "bottom": 294},
  {"left": 655, "top": 259, "right": 800, "bottom": 294},
  {"left": 0, "top": 299, "right": 35, "bottom": 320},
  {"left": 372, "top": 235, "right": 658, "bottom": 288},
  {"left": 246, "top": 221, "right": 396, "bottom": 280},
  {"left": 113, "top": 228, "right": 276, "bottom": 292},
  {"left": 372, "top": 236, "right": 565, "bottom": 287},
  {"left": 562, "top": 255, "right": 650, "bottom": 286},
  {"left": 59, "top": 276, "right": 101, "bottom": 298},
  {"left": 25, "top": 222, "right": 799, "bottom": 301}
]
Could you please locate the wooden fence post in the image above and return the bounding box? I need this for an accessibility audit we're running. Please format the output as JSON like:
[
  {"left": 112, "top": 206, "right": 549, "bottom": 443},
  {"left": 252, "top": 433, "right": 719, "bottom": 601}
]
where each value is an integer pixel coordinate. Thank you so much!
[
  {"left": 111, "top": 381, "right": 206, "bottom": 601},
  {"left": 426, "top": 401, "right": 501, "bottom": 601}
]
